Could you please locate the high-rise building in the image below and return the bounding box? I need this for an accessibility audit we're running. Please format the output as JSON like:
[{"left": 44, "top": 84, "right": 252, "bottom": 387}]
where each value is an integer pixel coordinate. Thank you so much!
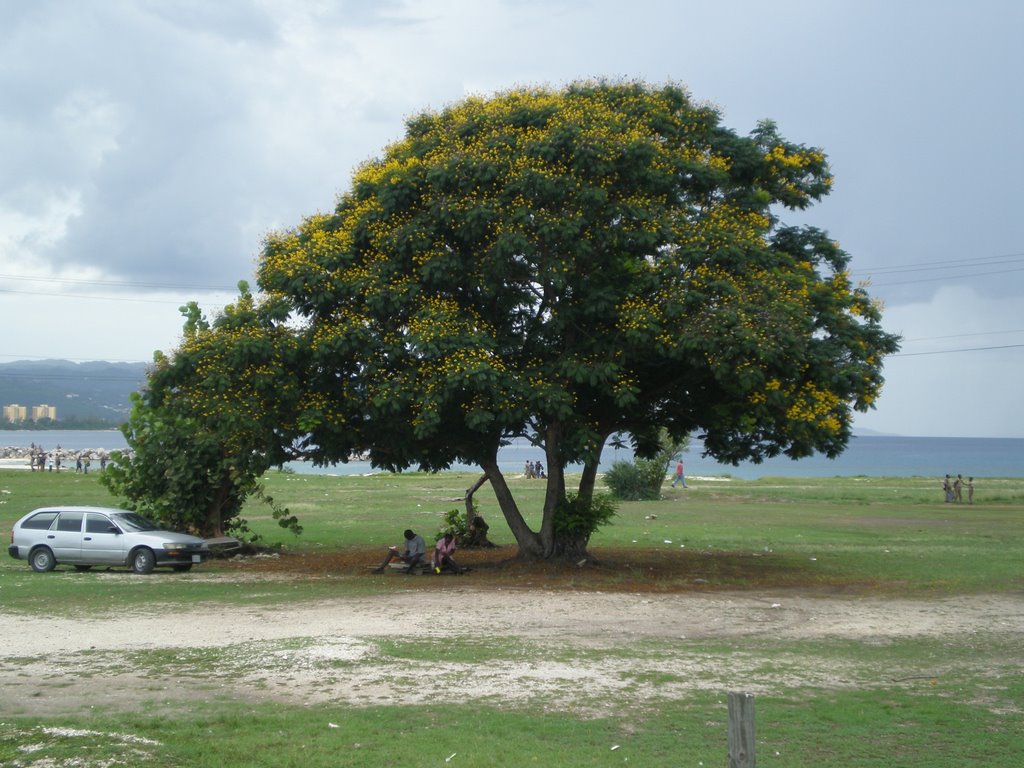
[
  {"left": 3, "top": 404, "right": 27, "bottom": 422},
  {"left": 31, "top": 404, "right": 57, "bottom": 421}
]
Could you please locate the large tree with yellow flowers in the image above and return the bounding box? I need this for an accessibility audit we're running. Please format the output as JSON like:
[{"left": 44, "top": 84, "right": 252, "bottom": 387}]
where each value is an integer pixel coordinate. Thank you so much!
[{"left": 258, "top": 81, "right": 899, "bottom": 560}]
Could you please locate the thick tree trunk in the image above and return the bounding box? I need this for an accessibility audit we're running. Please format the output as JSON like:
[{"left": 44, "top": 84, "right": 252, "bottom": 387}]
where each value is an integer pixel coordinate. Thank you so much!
[
  {"left": 200, "top": 479, "right": 233, "bottom": 536},
  {"left": 577, "top": 455, "right": 600, "bottom": 505},
  {"left": 480, "top": 431, "right": 610, "bottom": 562},
  {"left": 546, "top": 531, "right": 591, "bottom": 561},
  {"left": 537, "top": 433, "right": 564, "bottom": 557},
  {"left": 480, "top": 458, "right": 545, "bottom": 559}
]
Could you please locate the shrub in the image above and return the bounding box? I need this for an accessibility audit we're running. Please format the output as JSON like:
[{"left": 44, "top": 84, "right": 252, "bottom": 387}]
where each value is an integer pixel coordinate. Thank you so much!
[
  {"left": 603, "top": 430, "right": 690, "bottom": 501},
  {"left": 436, "top": 508, "right": 470, "bottom": 544},
  {"left": 603, "top": 458, "right": 668, "bottom": 500},
  {"left": 553, "top": 492, "right": 618, "bottom": 539}
]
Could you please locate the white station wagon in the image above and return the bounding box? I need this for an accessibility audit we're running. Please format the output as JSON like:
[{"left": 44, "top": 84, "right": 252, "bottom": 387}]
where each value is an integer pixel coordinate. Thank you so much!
[{"left": 8, "top": 506, "right": 210, "bottom": 574}]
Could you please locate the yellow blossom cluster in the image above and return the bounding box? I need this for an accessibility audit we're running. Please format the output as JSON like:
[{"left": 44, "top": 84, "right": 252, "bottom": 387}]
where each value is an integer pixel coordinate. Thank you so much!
[
  {"left": 615, "top": 294, "right": 666, "bottom": 335},
  {"left": 764, "top": 144, "right": 824, "bottom": 171},
  {"left": 175, "top": 325, "right": 298, "bottom": 431},
  {"left": 784, "top": 382, "right": 843, "bottom": 434},
  {"left": 406, "top": 297, "right": 493, "bottom": 344},
  {"left": 675, "top": 203, "right": 771, "bottom": 253}
]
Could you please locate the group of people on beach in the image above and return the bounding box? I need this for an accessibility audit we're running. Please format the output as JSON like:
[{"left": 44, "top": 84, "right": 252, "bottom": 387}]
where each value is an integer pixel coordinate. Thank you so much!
[
  {"left": 942, "top": 473, "right": 973, "bottom": 504},
  {"left": 523, "top": 460, "right": 545, "bottom": 479},
  {"left": 25, "top": 443, "right": 106, "bottom": 473}
]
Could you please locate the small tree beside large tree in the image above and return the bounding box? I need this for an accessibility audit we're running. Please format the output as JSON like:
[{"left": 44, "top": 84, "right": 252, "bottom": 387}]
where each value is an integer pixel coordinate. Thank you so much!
[
  {"left": 101, "top": 284, "right": 304, "bottom": 538},
  {"left": 256, "top": 80, "right": 900, "bottom": 561}
]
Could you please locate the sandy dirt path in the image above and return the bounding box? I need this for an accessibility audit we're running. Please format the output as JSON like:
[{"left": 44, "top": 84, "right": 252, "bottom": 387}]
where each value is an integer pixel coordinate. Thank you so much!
[{"left": 3, "top": 589, "right": 1022, "bottom": 717}]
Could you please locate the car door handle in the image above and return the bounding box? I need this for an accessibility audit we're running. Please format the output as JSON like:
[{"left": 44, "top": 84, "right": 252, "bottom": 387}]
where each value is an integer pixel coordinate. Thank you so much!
[
  {"left": 47, "top": 534, "right": 55, "bottom": 539},
  {"left": 84, "top": 537, "right": 93, "bottom": 541}
]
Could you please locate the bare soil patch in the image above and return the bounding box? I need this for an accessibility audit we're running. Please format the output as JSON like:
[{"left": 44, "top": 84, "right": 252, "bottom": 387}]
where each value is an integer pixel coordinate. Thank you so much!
[
  {"left": 216, "top": 545, "right": 869, "bottom": 592},
  {"left": 3, "top": 550, "right": 1022, "bottom": 719}
]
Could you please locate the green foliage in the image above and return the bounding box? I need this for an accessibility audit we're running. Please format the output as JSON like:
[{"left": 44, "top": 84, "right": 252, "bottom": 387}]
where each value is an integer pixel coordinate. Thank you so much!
[
  {"left": 260, "top": 81, "right": 898, "bottom": 470},
  {"left": 99, "top": 284, "right": 305, "bottom": 538},
  {"left": 253, "top": 80, "right": 899, "bottom": 559},
  {"left": 604, "top": 458, "right": 667, "bottom": 500},
  {"left": 436, "top": 507, "right": 470, "bottom": 543},
  {"left": 605, "top": 430, "right": 688, "bottom": 500},
  {"left": 553, "top": 491, "right": 617, "bottom": 539}
]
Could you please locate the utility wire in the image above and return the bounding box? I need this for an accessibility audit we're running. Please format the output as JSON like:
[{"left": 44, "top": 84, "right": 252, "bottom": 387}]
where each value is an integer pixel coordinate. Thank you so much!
[
  {"left": 849, "top": 252, "right": 1024, "bottom": 276},
  {"left": 893, "top": 343, "right": 1024, "bottom": 357},
  {"left": 870, "top": 266, "right": 1024, "bottom": 287},
  {"left": 0, "top": 272, "right": 237, "bottom": 292},
  {"left": 0, "top": 287, "right": 215, "bottom": 305},
  {"left": 902, "top": 329, "right": 1024, "bottom": 342}
]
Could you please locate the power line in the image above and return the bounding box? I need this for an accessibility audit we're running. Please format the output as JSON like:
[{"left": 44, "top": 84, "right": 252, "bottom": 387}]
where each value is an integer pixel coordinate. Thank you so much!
[
  {"left": 893, "top": 343, "right": 1024, "bottom": 357},
  {"left": 0, "top": 287, "right": 198, "bottom": 305},
  {"left": 849, "top": 252, "right": 1024, "bottom": 276},
  {"left": 0, "top": 273, "right": 237, "bottom": 292},
  {"left": 870, "top": 265, "right": 1024, "bottom": 288},
  {"left": 902, "top": 329, "right": 1024, "bottom": 343}
]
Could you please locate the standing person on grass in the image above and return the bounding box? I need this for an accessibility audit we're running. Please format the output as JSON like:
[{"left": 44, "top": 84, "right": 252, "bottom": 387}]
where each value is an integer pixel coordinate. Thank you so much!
[
  {"left": 373, "top": 529, "right": 426, "bottom": 574},
  {"left": 671, "top": 460, "right": 687, "bottom": 488}
]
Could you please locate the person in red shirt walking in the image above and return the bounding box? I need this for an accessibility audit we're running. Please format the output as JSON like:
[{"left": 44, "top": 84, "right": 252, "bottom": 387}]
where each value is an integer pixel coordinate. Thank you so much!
[{"left": 671, "top": 460, "right": 687, "bottom": 488}]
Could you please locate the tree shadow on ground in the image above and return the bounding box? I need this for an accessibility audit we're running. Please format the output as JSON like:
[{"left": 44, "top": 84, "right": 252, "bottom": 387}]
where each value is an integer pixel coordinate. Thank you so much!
[{"left": 219, "top": 546, "right": 885, "bottom": 594}]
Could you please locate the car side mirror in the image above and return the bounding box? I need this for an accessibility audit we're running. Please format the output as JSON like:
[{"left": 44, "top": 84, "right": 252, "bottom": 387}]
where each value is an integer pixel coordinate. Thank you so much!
[{"left": 108, "top": 526, "right": 121, "bottom": 535}]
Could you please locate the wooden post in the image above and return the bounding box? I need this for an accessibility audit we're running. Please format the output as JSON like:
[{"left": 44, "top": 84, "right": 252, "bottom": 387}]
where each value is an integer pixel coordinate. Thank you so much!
[{"left": 727, "top": 692, "right": 756, "bottom": 768}]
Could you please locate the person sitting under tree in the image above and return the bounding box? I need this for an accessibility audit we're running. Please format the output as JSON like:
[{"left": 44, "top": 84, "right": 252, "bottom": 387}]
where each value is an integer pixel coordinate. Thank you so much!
[
  {"left": 373, "top": 529, "right": 426, "bottom": 574},
  {"left": 432, "top": 532, "right": 465, "bottom": 574}
]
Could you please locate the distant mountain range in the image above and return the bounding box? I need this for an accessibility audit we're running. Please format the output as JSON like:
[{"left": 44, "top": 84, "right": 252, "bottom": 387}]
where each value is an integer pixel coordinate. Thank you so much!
[{"left": 0, "top": 359, "right": 148, "bottom": 425}]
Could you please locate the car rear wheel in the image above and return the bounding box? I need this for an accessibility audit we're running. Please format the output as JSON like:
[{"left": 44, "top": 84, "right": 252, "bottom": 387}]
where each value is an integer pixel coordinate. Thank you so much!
[
  {"left": 131, "top": 548, "right": 156, "bottom": 574},
  {"left": 30, "top": 547, "right": 56, "bottom": 573}
]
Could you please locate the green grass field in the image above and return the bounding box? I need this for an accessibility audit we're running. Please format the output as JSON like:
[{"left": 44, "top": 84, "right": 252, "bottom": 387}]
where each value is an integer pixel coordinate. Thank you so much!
[{"left": 1, "top": 468, "right": 1022, "bottom": 767}]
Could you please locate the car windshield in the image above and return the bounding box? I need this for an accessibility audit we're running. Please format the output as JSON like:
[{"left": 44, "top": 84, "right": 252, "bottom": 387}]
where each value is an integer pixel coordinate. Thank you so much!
[{"left": 112, "top": 512, "right": 162, "bottom": 532}]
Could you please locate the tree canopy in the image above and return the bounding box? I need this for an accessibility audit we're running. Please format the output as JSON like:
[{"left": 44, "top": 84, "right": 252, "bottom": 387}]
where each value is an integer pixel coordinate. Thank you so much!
[
  {"left": 255, "top": 80, "right": 899, "bottom": 560},
  {"left": 102, "top": 284, "right": 303, "bottom": 538}
]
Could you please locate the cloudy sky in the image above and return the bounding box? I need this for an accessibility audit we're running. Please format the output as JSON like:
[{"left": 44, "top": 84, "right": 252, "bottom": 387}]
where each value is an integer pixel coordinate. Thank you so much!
[{"left": 2, "top": 0, "right": 1022, "bottom": 438}]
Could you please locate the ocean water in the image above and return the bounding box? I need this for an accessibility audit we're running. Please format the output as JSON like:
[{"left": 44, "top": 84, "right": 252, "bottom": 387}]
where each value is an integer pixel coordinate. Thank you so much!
[
  {"left": 0, "top": 430, "right": 127, "bottom": 453},
  {"left": 3, "top": 430, "right": 1021, "bottom": 480}
]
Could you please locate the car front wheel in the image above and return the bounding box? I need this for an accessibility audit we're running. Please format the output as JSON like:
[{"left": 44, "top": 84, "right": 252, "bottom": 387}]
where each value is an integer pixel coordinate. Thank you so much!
[
  {"left": 30, "top": 547, "right": 56, "bottom": 573},
  {"left": 131, "top": 548, "right": 156, "bottom": 574}
]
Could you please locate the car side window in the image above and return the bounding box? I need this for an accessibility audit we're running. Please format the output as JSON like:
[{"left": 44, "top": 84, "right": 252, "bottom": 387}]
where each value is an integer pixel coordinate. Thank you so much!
[
  {"left": 56, "top": 512, "right": 84, "bottom": 533},
  {"left": 21, "top": 512, "right": 58, "bottom": 530},
  {"left": 85, "top": 514, "right": 118, "bottom": 534}
]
